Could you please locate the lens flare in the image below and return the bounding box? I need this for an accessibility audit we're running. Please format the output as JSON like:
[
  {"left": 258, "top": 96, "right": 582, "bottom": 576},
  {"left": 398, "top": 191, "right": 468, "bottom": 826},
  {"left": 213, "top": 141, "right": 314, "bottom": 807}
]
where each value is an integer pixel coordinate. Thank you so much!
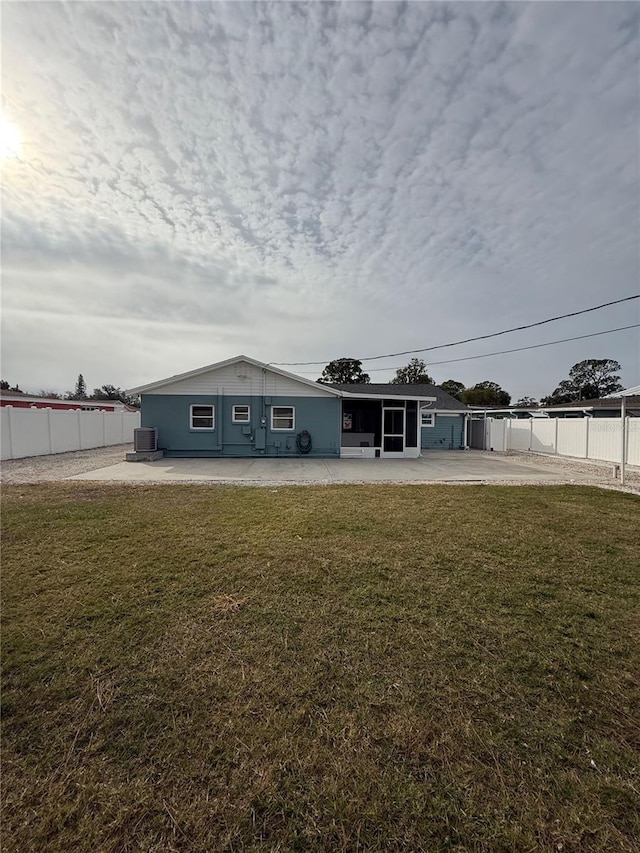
[{"left": 0, "top": 111, "right": 23, "bottom": 160}]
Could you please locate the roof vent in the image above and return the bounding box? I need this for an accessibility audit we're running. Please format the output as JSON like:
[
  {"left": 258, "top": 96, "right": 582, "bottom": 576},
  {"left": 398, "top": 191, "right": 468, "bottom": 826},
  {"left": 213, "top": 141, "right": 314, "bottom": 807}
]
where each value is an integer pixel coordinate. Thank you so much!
[{"left": 134, "top": 427, "right": 158, "bottom": 452}]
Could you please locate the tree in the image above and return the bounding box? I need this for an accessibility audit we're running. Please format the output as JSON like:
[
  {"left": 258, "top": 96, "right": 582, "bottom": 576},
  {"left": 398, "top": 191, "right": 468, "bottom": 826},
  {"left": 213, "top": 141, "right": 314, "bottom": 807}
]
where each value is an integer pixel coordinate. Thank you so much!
[
  {"left": 67, "top": 373, "right": 87, "bottom": 400},
  {"left": 541, "top": 359, "right": 623, "bottom": 405},
  {"left": 91, "top": 385, "right": 140, "bottom": 407},
  {"left": 461, "top": 381, "right": 511, "bottom": 406},
  {"left": 318, "top": 358, "right": 370, "bottom": 384},
  {"left": 515, "top": 396, "right": 538, "bottom": 408},
  {"left": 390, "top": 358, "right": 433, "bottom": 384},
  {"left": 38, "top": 390, "right": 62, "bottom": 399},
  {"left": 439, "top": 380, "right": 465, "bottom": 401},
  {"left": 92, "top": 384, "right": 123, "bottom": 400},
  {"left": 0, "top": 380, "right": 10, "bottom": 390}
]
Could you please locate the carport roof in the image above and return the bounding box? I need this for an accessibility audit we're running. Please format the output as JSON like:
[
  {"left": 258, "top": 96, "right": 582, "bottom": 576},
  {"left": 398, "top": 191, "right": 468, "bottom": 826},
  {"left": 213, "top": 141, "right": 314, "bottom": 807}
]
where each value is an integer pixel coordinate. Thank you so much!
[{"left": 332, "top": 383, "right": 468, "bottom": 410}]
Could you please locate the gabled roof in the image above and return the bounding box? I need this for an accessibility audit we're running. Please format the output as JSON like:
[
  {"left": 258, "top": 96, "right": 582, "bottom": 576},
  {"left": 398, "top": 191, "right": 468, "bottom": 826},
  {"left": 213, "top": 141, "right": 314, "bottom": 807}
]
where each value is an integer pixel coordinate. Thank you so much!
[
  {"left": 330, "top": 383, "right": 468, "bottom": 410},
  {"left": 127, "top": 355, "right": 344, "bottom": 397}
]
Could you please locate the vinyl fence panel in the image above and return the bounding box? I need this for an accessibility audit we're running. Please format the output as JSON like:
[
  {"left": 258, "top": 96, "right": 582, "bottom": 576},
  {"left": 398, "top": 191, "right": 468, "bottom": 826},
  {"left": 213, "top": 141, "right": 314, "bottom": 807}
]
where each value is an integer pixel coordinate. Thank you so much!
[
  {"left": 50, "top": 410, "right": 82, "bottom": 454},
  {"left": 530, "top": 420, "right": 556, "bottom": 453},
  {"left": 507, "top": 421, "right": 532, "bottom": 452},
  {"left": 1, "top": 407, "right": 140, "bottom": 460},
  {"left": 556, "top": 420, "right": 588, "bottom": 458},
  {"left": 587, "top": 419, "right": 622, "bottom": 464},
  {"left": 627, "top": 420, "right": 640, "bottom": 466},
  {"left": 486, "top": 415, "right": 639, "bottom": 467}
]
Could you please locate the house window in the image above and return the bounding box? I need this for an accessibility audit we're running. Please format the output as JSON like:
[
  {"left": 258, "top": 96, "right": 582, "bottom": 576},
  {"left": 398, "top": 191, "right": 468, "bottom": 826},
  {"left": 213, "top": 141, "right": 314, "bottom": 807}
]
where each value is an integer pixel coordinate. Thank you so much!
[
  {"left": 421, "top": 410, "right": 434, "bottom": 427},
  {"left": 232, "top": 405, "right": 250, "bottom": 423},
  {"left": 271, "top": 406, "right": 295, "bottom": 431},
  {"left": 190, "top": 404, "right": 214, "bottom": 430}
]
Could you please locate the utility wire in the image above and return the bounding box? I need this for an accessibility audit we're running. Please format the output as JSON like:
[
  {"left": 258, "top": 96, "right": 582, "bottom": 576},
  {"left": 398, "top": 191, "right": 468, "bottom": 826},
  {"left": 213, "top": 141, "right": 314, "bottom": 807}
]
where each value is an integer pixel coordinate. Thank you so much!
[
  {"left": 272, "top": 294, "right": 639, "bottom": 366},
  {"left": 292, "top": 323, "right": 640, "bottom": 374}
]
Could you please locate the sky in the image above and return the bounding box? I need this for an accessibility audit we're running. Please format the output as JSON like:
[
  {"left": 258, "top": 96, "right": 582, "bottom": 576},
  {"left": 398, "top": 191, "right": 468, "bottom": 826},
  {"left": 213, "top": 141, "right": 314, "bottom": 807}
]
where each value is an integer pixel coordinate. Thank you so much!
[{"left": 2, "top": 1, "right": 639, "bottom": 401}]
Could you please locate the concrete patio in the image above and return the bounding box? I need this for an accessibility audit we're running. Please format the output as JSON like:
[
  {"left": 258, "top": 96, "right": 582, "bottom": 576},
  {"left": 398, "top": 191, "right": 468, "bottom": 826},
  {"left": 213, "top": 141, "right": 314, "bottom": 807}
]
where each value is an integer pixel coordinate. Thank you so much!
[{"left": 69, "top": 450, "right": 596, "bottom": 485}]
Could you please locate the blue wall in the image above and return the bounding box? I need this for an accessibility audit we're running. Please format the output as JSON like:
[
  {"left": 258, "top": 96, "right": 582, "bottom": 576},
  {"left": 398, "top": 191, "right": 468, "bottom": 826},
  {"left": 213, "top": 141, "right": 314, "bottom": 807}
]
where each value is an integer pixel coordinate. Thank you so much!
[
  {"left": 421, "top": 414, "right": 466, "bottom": 450},
  {"left": 141, "top": 394, "right": 341, "bottom": 457}
]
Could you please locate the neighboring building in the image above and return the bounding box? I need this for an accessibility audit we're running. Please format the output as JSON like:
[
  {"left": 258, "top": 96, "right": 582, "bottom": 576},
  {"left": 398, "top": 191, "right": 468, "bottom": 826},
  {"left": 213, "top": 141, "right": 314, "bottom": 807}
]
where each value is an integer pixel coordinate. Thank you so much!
[
  {"left": 0, "top": 394, "right": 133, "bottom": 412},
  {"left": 127, "top": 355, "right": 469, "bottom": 459},
  {"left": 472, "top": 396, "right": 640, "bottom": 419},
  {"left": 540, "top": 396, "right": 640, "bottom": 418}
]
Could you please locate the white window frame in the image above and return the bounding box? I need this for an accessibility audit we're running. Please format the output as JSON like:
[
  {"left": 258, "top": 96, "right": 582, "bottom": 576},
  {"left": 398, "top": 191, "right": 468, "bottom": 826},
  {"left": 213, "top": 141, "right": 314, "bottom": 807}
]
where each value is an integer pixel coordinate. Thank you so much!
[
  {"left": 271, "top": 405, "right": 295, "bottom": 431},
  {"left": 421, "top": 410, "right": 435, "bottom": 428},
  {"left": 232, "top": 404, "right": 251, "bottom": 423},
  {"left": 190, "top": 404, "right": 215, "bottom": 430}
]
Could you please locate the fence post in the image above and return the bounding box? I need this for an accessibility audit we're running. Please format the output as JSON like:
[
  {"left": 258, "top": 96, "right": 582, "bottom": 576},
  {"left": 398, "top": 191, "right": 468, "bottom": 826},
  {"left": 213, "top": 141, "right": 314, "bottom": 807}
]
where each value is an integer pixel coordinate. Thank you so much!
[
  {"left": 77, "top": 410, "right": 84, "bottom": 450},
  {"left": 102, "top": 411, "right": 107, "bottom": 447},
  {"left": 554, "top": 418, "right": 559, "bottom": 454},
  {"left": 585, "top": 417, "right": 590, "bottom": 459},
  {"left": 529, "top": 418, "right": 533, "bottom": 451},
  {"left": 46, "top": 408, "right": 53, "bottom": 454},
  {"left": 6, "top": 406, "right": 14, "bottom": 459},
  {"left": 621, "top": 399, "right": 627, "bottom": 486}
]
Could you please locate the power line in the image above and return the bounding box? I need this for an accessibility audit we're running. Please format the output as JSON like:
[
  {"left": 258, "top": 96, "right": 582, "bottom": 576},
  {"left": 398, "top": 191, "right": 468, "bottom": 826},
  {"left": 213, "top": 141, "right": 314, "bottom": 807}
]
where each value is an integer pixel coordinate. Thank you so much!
[
  {"left": 292, "top": 323, "right": 639, "bottom": 374},
  {"left": 272, "top": 294, "right": 640, "bottom": 366}
]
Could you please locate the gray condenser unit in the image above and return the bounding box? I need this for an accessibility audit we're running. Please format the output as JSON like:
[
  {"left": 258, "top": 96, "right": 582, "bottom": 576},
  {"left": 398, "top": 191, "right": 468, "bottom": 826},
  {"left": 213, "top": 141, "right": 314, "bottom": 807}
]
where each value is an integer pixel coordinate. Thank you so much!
[{"left": 134, "top": 427, "right": 158, "bottom": 452}]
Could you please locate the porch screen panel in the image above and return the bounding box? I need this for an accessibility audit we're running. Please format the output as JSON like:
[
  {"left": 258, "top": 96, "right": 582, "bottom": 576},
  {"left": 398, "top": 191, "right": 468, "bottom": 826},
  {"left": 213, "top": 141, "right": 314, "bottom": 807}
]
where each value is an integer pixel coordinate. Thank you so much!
[
  {"left": 405, "top": 401, "right": 418, "bottom": 447},
  {"left": 384, "top": 409, "right": 404, "bottom": 435}
]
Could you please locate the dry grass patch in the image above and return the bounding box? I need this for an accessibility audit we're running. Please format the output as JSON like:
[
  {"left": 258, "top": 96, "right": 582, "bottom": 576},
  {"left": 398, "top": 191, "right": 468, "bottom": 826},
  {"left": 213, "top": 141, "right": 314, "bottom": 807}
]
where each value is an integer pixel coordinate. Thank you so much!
[{"left": 2, "top": 483, "right": 640, "bottom": 852}]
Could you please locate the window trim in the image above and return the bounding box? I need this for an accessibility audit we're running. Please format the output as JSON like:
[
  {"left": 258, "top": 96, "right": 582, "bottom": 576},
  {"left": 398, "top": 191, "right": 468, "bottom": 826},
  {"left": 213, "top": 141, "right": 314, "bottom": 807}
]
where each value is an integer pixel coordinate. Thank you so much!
[
  {"left": 232, "top": 404, "right": 251, "bottom": 423},
  {"left": 421, "top": 410, "right": 435, "bottom": 428},
  {"left": 271, "top": 405, "right": 295, "bottom": 431},
  {"left": 190, "top": 403, "right": 215, "bottom": 430}
]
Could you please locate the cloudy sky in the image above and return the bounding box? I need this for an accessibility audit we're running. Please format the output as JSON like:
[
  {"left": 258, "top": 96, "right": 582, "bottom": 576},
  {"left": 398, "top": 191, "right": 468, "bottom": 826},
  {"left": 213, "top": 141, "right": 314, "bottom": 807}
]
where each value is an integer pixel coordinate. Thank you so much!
[{"left": 2, "top": 1, "right": 638, "bottom": 400}]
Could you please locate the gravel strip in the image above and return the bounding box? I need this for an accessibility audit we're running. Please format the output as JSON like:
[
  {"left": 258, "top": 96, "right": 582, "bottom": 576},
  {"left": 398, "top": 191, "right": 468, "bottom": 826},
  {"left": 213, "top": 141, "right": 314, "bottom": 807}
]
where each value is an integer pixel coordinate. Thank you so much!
[
  {"left": 501, "top": 450, "right": 640, "bottom": 483},
  {"left": 1, "top": 445, "right": 132, "bottom": 484}
]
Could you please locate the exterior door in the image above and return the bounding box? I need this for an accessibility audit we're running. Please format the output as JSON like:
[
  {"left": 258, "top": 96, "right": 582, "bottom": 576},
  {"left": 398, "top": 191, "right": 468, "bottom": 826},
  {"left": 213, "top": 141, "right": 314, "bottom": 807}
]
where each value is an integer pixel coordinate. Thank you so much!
[{"left": 382, "top": 407, "right": 405, "bottom": 457}]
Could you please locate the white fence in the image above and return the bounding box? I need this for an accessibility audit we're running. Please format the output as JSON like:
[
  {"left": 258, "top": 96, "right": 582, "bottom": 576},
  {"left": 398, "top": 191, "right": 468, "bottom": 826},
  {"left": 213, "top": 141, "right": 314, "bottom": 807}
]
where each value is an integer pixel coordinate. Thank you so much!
[
  {"left": 486, "top": 417, "right": 640, "bottom": 466},
  {"left": 1, "top": 407, "right": 141, "bottom": 460}
]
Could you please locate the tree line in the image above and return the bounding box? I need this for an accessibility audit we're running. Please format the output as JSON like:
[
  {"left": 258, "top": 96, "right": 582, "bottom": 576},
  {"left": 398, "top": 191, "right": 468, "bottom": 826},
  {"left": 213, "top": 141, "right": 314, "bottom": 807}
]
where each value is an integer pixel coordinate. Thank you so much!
[
  {"left": 0, "top": 374, "right": 140, "bottom": 408},
  {"left": 317, "top": 357, "right": 624, "bottom": 407}
]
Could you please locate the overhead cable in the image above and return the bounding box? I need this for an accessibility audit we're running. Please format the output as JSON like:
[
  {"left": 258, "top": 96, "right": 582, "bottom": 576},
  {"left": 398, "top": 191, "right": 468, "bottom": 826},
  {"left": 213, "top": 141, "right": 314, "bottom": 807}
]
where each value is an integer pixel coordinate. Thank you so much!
[
  {"left": 272, "top": 294, "right": 640, "bottom": 366},
  {"left": 291, "top": 323, "right": 640, "bottom": 374}
]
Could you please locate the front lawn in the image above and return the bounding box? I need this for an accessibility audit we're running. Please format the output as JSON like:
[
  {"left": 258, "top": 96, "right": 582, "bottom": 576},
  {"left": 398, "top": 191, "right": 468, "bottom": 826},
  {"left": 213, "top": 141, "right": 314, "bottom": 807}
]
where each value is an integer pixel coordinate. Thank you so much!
[{"left": 2, "top": 484, "right": 639, "bottom": 852}]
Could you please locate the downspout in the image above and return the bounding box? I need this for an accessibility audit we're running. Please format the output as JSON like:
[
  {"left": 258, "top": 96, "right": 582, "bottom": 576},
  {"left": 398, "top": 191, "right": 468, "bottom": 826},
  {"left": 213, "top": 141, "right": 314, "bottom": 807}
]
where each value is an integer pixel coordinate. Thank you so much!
[
  {"left": 219, "top": 387, "right": 224, "bottom": 454},
  {"left": 261, "top": 368, "right": 267, "bottom": 454}
]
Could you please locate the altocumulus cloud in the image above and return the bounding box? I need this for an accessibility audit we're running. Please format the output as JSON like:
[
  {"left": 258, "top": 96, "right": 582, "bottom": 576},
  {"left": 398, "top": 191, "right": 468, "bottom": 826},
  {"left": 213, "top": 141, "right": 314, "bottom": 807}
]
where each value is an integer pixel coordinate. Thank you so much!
[{"left": 1, "top": 1, "right": 638, "bottom": 397}]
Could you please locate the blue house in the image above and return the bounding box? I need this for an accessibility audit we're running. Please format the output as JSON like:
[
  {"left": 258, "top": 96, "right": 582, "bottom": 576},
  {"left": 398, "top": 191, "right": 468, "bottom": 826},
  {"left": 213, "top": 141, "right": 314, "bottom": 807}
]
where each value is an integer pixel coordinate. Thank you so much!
[{"left": 128, "top": 356, "right": 468, "bottom": 459}]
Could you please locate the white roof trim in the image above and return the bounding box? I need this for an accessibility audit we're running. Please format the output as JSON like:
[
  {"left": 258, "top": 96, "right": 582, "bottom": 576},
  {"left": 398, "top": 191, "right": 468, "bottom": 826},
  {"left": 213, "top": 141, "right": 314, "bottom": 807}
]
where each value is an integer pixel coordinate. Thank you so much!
[
  {"left": 127, "top": 355, "right": 344, "bottom": 397},
  {"left": 342, "top": 392, "right": 437, "bottom": 402},
  {"left": 605, "top": 384, "right": 640, "bottom": 397}
]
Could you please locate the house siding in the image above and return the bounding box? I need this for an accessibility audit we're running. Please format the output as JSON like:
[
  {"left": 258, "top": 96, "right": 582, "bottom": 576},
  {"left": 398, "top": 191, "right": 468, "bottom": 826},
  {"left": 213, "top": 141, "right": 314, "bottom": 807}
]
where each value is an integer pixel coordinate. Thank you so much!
[
  {"left": 143, "top": 359, "right": 335, "bottom": 398},
  {"left": 141, "top": 394, "right": 341, "bottom": 457},
  {"left": 421, "top": 414, "right": 466, "bottom": 450}
]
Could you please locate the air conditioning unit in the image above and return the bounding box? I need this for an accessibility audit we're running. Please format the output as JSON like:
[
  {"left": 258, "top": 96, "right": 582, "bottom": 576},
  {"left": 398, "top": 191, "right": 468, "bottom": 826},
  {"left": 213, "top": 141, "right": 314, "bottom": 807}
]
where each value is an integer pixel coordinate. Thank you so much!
[{"left": 134, "top": 427, "right": 158, "bottom": 452}]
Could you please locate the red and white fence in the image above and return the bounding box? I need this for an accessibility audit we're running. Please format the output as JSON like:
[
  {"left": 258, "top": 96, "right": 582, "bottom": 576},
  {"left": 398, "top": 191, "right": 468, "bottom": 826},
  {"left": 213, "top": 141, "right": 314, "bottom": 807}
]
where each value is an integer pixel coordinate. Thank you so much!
[
  {"left": 486, "top": 417, "right": 640, "bottom": 466},
  {"left": 1, "top": 406, "right": 141, "bottom": 460}
]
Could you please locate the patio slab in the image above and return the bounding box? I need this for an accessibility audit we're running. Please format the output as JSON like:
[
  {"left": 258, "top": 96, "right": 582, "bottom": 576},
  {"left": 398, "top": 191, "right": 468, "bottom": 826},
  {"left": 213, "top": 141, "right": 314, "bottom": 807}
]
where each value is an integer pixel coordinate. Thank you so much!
[{"left": 68, "top": 451, "right": 595, "bottom": 485}]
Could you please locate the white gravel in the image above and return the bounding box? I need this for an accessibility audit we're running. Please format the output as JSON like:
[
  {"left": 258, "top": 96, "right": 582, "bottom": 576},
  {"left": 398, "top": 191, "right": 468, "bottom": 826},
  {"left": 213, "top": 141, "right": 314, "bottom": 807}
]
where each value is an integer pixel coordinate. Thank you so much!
[{"left": 1, "top": 444, "right": 132, "bottom": 484}]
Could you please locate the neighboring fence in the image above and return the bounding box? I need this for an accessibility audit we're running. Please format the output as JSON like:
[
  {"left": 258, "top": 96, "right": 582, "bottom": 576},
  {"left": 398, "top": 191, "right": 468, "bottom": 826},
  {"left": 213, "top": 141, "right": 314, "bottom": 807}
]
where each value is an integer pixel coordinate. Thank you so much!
[
  {"left": 485, "top": 417, "right": 640, "bottom": 466},
  {"left": 1, "top": 406, "right": 141, "bottom": 460}
]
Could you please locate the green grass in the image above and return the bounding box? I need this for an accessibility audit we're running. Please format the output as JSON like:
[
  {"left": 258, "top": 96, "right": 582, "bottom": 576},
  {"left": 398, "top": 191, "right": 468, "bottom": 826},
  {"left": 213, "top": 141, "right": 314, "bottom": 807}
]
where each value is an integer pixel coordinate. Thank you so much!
[{"left": 2, "top": 483, "right": 639, "bottom": 852}]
